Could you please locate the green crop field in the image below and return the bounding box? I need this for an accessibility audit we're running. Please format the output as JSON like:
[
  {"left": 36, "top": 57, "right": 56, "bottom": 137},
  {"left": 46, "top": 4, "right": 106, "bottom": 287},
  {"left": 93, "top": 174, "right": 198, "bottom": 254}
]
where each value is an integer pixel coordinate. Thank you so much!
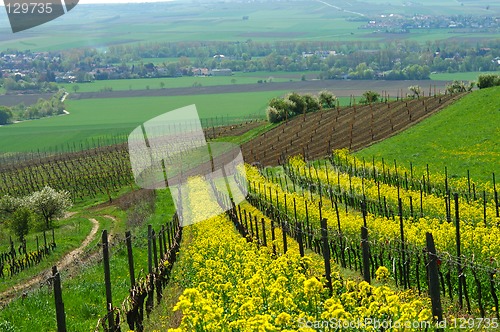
[
  {"left": 59, "top": 74, "right": 298, "bottom": 93},
  {"left": 430, "top": 71, "right": 500, "bottom": 82},
  {"left": 0, "top": 91, "right": 286, "bottom": 153},
  {"left": 355, "top": 86, "right": 500, "bottom": 183}
]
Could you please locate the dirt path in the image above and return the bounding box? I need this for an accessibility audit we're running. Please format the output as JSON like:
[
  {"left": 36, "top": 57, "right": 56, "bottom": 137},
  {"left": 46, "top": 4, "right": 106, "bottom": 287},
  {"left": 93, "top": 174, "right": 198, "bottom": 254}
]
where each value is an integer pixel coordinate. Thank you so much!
[
  {"left": 0, "top": 218, "right": 100, "bottom": 306},
  {"left": 56, "top": 218, "right": 99, "bottom": 271}
]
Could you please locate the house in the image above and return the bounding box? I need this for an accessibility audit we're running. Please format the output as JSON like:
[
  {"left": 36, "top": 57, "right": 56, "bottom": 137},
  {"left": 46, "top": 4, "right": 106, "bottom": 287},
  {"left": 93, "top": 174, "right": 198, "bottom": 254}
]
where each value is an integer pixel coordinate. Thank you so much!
[{"left": 192, "top": 68, "right": 209, "bottom": 76}]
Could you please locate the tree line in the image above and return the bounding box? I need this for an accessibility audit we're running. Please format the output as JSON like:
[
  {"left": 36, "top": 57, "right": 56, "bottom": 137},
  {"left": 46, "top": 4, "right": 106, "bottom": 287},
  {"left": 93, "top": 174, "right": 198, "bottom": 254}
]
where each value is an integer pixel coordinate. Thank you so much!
[
  {"left": 0, "top": 90, "right": 66, "bottom": 125},
  {"left": 1, "top": 38, "right": 499, "bottom": 93},
  {"left": 266, "top": 90, "right": 337, "bottom": 123}
]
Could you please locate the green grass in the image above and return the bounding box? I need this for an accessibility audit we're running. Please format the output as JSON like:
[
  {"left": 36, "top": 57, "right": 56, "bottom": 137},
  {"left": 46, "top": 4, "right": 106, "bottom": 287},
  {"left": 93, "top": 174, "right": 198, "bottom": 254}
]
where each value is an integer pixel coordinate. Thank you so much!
[
  {"left": 0, "top": 91, "right": 286, "bottom": 153},
  {"left": 430, "top": 71, "right": 500, "bottom": 82},
  {"left": 355, "top": 86, "right": 500, "bottom": 183},
  {"left": 0, "top": 189, "right": 177, "bottom": 331},
  {"left": 0, "top": 92, "right": 369, "bottom": 155},
  {"left": 0, "top": 216, "right": 93, "bottom": 293},
  {"left": 59, "top": 74, "right": 298, "bottom": 93}
]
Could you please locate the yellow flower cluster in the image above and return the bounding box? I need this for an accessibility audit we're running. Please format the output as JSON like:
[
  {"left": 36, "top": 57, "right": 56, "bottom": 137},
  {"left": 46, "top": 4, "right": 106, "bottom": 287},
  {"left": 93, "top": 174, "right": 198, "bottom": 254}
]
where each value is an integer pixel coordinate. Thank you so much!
[
  {"left": 375, "top": 266, "right": 390, "bottom": 282},
  {"left": 167, "top": 176, "right": 432, "bottom": 331},
  {"left": 288, "top": 154, "right": 499, "bottom": 226},
  {"left": 245, "top": 163, "right": 500, "bottom": 266},
  {"left": 333, "top": 148, "right": 496, "bottom": 197}
]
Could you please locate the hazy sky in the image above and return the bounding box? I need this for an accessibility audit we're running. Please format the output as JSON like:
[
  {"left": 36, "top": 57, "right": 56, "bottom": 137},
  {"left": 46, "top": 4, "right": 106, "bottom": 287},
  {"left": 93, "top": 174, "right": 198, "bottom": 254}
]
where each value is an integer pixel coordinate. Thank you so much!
[{"left": 80, "top": 0, "right": 173, "bottom": 3}]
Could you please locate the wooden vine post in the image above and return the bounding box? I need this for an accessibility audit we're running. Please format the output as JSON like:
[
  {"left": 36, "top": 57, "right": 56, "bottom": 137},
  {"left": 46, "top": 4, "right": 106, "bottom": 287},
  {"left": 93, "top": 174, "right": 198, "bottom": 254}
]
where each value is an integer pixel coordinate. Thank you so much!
[
  {"left": 426, "top": 232, "right": 443, "bottom": 326},
  {"left": 321, "top": 218, "right": 333, "bottom": 295},
  {"left": 102, "top": 230, "right": 114, "bottom": 331},
  {"left": 52, "top": 266, "right": 67, "bottom": 332}
]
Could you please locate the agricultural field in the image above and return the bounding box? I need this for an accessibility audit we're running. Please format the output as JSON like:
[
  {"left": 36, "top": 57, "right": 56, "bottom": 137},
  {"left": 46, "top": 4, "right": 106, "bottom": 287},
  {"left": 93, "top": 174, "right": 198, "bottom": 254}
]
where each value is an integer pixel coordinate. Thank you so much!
[
  {"left": 0, "top": 79, "right": 452, "bottom": 154},
  {"left": 242, "top": 91, "right": 465, "bottom": 167},
  {"left": 430, "top": 71, "right": 500, "bottom": 82},
  {"left": 0, "top": 90, "right": 285, "bottom": 153},
  {"left": 355, "top": 86, "right": 500, "bottom": 183},
  {"left": 0, "top": 0, "right": 498, "bottom": 51},
  {"left": 1, "top": 0, "right": 499, "bottom": 331},
  {"left": 58, "top": 73, "right": 300, "bottom": 93},
  {"left": 0, "top": 86, "right": 499, "bottom": 331}
]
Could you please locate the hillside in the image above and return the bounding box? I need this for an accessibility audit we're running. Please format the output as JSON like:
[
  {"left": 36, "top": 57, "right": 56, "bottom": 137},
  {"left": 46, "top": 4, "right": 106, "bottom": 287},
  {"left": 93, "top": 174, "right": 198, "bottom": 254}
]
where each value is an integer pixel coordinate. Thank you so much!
[
  {"left": 241, "top": 92, "right": 464, "bottom": 166},
  {"left": 355, "top": 86, "right": 500, "bottom": 183}
]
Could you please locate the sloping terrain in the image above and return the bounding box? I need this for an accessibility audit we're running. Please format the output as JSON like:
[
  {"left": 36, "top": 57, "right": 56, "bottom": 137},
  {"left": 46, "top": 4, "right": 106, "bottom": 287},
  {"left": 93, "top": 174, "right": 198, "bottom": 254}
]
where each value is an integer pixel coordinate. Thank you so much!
[
  {"left": 355, "top": 86, "right": 500, "bottom": 182},
  {"left": 0, "top": 92, "right": 465, "bottom": 199},
  {"left": 241, "top": 93, "right": 465, "bottom": 166}
]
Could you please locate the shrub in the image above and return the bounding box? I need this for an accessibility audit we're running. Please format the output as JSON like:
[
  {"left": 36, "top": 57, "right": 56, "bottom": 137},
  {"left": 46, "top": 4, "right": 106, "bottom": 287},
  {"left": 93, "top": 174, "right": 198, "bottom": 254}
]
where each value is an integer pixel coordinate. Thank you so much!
[
  {"left": 360, "top": 90, "right": 380, "bottom": 104},
  {"left": 318, "top": 90, "right": 337, "bottom": 109},
  {"left": 9, "top": 207, "right": 32, "bottom": 242},
  {"left": 477, "top": 74, "right": 500, "bottom": 89},
  {"left": 266, "top": 106, "right": 284, "bottom": 123},
  {"left": 408, "top": 85, "right": 422, "bottom": 99},
  {"left": 302, "top": 94, "right": 320, "bottom": 113},
  {"left": 446, "top": 80, "right": 474, "bottom": 94},
  {"left": 0, "top": 106, "right": 13, "bottom": 125}
]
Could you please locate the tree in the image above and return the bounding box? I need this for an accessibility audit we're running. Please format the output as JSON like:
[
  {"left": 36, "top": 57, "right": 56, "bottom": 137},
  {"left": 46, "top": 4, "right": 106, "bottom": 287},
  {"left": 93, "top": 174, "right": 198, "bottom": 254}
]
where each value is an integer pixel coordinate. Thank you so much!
[
  {"left": 302, "top": 94, "right": 320, "bottom": 113},
  {"left": 318, "top": 90, "right": 337, "bottom": 109},
  {"left": 160, "top": 81, "right": 165, "bottom": 89},
  {"left": 268, "top": 97, "right": 295, "bottom": 121},
  {"left": 26, "top": 187, "right": 72, "bottom": 230},
  {"left": 266, "top": 106, "right": 284, "bottom": 123},
  {"left": 446, "top": 80, "right": 473, "bottom": 94},
  {"left": 0, "top": 106, "right": 13, "bottom": 125},
  {"left": 0, "top": 195, "right": 29, "bottom": 241},
  {"left": 0, "top": 195, "right": 21, "bottom": 215},
  {"left": 408, "top": 85, "right": 422, "bottom": 99},
  {"left": 166, "top": 62, "right": 179, "bottom": 77},
  {"left": 72, "top": 85, "right": 80, "bottom": 93},
  {"left": 286, "top": 92, "right": 307, "bottom": 116},
  {"left": 360, "top": 90, "right": 380, "bottom": 104},
  {"left": 9, "top": 207, "right": 32, "bottom": 242}
]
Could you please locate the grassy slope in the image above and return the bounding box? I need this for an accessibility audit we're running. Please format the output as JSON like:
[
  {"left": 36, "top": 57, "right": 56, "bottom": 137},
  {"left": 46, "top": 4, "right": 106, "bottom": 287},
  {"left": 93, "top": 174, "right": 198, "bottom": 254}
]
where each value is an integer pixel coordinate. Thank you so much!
[{"left": 355, "top": 87, "right": 500, "bottom": 183}]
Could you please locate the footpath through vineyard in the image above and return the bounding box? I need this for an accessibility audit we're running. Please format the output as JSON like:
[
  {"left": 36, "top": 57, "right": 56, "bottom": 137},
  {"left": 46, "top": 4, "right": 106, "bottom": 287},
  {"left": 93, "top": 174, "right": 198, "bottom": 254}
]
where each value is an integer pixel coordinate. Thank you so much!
[{"left": 0, "top": 217, "right": 99, "bottom": 306}]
